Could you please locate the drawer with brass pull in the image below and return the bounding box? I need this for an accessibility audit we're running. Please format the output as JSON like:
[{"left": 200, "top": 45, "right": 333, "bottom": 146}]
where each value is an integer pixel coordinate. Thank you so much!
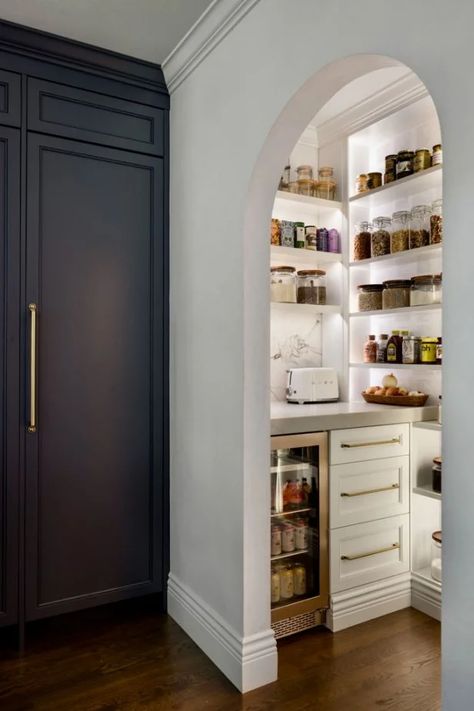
[
  {"left": 330, "top": 456, "right": 409, "bottom": 528},
  {"left": 330, "top": 515, "right": 409, "bottom": 593},
  {"left": 330, "top": 424, "right": 409, "bottom": 465}
]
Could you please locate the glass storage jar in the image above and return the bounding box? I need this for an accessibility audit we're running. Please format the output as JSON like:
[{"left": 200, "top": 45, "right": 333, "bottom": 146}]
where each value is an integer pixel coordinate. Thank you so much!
[
  {"left": 385, "top": 154, "right": 397, "bottom": 182},
  {"left": 432, "top": 144, "right": 442, "bottom": 166},
  {"left": 431, "top": 198, "right": 443, "bottom": 243},
  {"left": 390, "top": 210, "right": 410, "bottom": 252},
  {"left": 396, "top": 150, "right": 414, "bottom": 179},
  {"left": 410, "top": 275, "right": 442, "bottom": 306},
  {"left": 355, "top": 174, "right": 369, "bottom": 193},
  {"left": 432, "top": 457, "right": 442, "bottom": 494},
  {"left": 382, "top": 280, "right": 411, "bottom": 309},
  {"left": 414, "top": 148, "right": 431, "bottom": 172},
  {"left": 318, "top": 166, "right": 334, "bottom": 182},
  {"left": 353, "top": 221, "right": 372, "bottom": 260},
  {"left": 296, "top": 165, "right": 313, "bottom": 180},
  {"left": 296, "top": 269, "right": 327, "bottom": 305},
  {"left": 270, "top": 266, "right": 296, "bottom": 303},
  {"left": 410, "top": 205, "right": 431, "bottom": 249},
  {"left": 315, "top": 180, "right": 336, "bottom": 200},
  {"left": 372, "top": 217, "right": 391, "bottom": 257},
  {"left": 402, "top": 335, "right": 421, "bottom": 364},
  {"left": 358, "top": 284, "right": 383, "bottom": 312},
  {"left": 367, "top": 172, "right": 382, "bottom": 189},
  {"left": 431, "top": 531, "right": 442, "bottom": 582},
  {"left": 297, "top": 178, "right": 314, "bottom": 196}
]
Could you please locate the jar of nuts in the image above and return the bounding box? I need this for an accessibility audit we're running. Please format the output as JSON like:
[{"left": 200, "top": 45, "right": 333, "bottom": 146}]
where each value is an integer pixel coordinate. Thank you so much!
[
  {"left": 390, "top": 210, "right": 410, "bottom": 253},
  {"left": 410, "top": 205, "right": 431, "bottom": 249},
  {"left": 353, "top": 221, "right": 372, "bottom": 261},
  {"left": 371, "top": 216, "right": 391, "bottom": 257}
]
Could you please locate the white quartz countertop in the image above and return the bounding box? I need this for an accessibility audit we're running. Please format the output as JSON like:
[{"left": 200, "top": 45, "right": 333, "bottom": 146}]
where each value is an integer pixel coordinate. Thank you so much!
[{"left": 271, "top": 400, "right": 439, "bottom": 436}]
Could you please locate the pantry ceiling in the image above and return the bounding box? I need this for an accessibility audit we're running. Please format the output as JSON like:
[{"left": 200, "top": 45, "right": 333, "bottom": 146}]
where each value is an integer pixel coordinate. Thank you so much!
[{"left": 0, "top": 0, "right": 215, "bottom": 64}]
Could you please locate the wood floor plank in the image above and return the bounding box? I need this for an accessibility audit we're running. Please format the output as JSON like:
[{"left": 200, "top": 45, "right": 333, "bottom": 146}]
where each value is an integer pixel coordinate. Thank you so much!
[{"left": 0, "top": 603, "right": 440, "bottom": 711}]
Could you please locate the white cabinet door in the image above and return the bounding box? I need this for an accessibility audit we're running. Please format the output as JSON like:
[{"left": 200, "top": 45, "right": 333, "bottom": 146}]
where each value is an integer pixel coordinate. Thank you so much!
[
  {"left": 330, "top": 456, "right": 409, "bottom": 529},
  {"left": 330, "top": 424, "right": 409, "bottom": 465},
  {"left": 330, "top": 515, "right": 410, "bottom": 593}
]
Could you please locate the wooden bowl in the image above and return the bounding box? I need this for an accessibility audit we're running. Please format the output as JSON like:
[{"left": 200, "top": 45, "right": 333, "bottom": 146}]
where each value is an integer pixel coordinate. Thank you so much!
[{"left": 362, "top": 392, "right": 429, "bottom": 407}]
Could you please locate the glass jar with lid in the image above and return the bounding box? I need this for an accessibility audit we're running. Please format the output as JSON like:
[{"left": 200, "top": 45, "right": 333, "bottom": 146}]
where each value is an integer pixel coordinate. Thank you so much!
[
  {"left": 390, "top": 210, "right": 410, "bottom": 252},
  {"left": 297, "top": 178, "right": 314, "bottom": 196},
  {"left": 355, "top": 174, "right": 369, "bottom": 193},
  {"left": 297, "top": 270, "right": 327, "bottom": 305},
  {"left": 371, "top": 216, "right": 391, "bottom": 257},
  {"left": 353, "top": 221, "right": 372, "bottom": 260},
  {"left": 431, "top": 531, "right": 442, "bottom": 582},
  {"left": 382, "top": 279, "right": 411, "bottom": 309},
  {"left": 358, "top": 284, "right": 383, "bottom": 312},
  {"left": 410, "top": 274, "right": 442, "bottom": 306},
  {"left": 296, "top": 165, "right": 313, "bottom": 180},
  {"left": 431, "top": 198, "right": 443, "bottom": 243},
  {"left": 270, "top": 266, "right": 296, "bottom": 303},
  {"left": 410, "top": 205, "right": 431, "bottom": 249},
  {"left": 318, "top": 166, "right": 333, "bottom": 182},
  {"left": 414, "top": 148, "right": 431, "bottom": 172},
  {"left": 315, "top": 180, "right": 336, "bottom": 200},
  {"left": 396, "top": 150, "right": 414, "bottom": 179}
]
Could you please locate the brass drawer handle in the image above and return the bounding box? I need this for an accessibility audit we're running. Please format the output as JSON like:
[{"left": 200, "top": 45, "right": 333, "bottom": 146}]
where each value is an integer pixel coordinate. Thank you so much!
[
  {"left": 340, "top": 437, "right": 401, "bottom": 449},
  {"left": 28, "top": 303, "right": 38, "bottom": 433},
  {"left": 341, "top": 483, "right": 400, "bottom": 498},
  {"left": 341, "top": 543, "right": 400, "bottom": 561}
]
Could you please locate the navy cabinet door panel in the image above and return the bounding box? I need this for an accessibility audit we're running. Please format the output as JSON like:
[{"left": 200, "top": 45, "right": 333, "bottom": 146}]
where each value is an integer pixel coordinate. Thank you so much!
[
  {"left": 25, "top": 134, "right": 164, "bottom": 619},
  {"left": 28, "top": 78, "right": 164, "bottom": 155},
  {"left": 0, "top": 69, "right": 21, "bottom": 127},
  {"left": 0, "top": 126, "right": 20, "bottom": 627}
]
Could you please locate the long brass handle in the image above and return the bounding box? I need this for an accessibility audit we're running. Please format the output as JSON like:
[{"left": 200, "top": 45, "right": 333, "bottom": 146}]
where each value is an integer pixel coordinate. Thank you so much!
[
  {"left": 341, "top": 483, "right": 400, "bottom": 498},
  {"left": 28, "top": 303, "right": 37, "bottom": 433},
  {"left": 341, "top": 543, "right": 400, "bottom": 561},
  {"left": 340, "top": 437, "right": 400, "bottom": 449}
]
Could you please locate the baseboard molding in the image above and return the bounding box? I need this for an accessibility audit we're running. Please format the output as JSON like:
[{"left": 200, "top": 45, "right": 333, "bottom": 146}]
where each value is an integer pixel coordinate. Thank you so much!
[
  {"left": 411, "top": 573, "right": 442, "bottom": 622},
  {"left": 167, "top": 573, "right": 277, "bottom": 693},
  {"left": 326, "top": 573, "right": 412, "bottom": 632}
]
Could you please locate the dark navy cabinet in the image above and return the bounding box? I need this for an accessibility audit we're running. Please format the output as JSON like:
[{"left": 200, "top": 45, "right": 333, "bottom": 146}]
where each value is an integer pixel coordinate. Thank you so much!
[{"left": 0, "top": 20, "right": 169, "bottom": 631}]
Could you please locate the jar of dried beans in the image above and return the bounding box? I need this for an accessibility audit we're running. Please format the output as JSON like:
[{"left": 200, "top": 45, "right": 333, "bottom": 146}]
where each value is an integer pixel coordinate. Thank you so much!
[
  {"left": 353, "top": 221, "right": 372, "bottom": 261},
  {"left": 371, "top": 216, "right": 391, "bottom": 257}
]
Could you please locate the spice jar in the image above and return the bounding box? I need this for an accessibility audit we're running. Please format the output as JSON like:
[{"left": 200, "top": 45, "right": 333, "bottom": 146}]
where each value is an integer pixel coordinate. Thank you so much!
[
  {"left": 410, "top": 275, "right": 441, "bottom": 306},
  {"left": 431, "top": 199, "right": 443, "bottom": 244},
  {"left": 402, "top": 335, "right": 421, "bottom": 364},
  {"left": 270, "top": 266, "right": 296, "bottom": 303},
  {"left": 280, "top": 220, "right": 295, "bottom": 247},
  {"left": 270, "top": 218, "right": 281, "bottom": 246},
  {"left": 390, "top": 210, "right": 410, "bottom": 252},
  {"left": 420, "top": 337, "right": 438, "bottom": 364},
  {"left": 431, "top": 531, "right": 442, "bottom": 582},
  {"left": 297, "top": 270, "right": 327, "bottom": 305},
  {"left": 364, "top": 335, "right": 377, "bottom": 363},
  {"left": 293, "top": 563, "right": 307, "bottom": 596},
  {"left": 353, "top": 221, "right": 372, "bottom": 261},
  {"left": 384, "top": 154, "right": 397, "bottom": 183},
  {"left": 372, "top": 217, "right": 391, "bottom": 257},
  {"left": 432, "top": 144, "right": 442, "bottom": 166},
  {"left": 271, "top": 568, "right": 281, "bottom": 603},
  {"left": 414, "top": 148, "right": 431, "bottom": 172},
  {"left": 355, "top": 174, "right": 369, "bottom": 193},
  {"left": 367, "top": 172, "right": 382, "bottom": 189},
  {"left": 382, "top": 280, "right": 411, "bottom": 309},
  {"left": 358, "top": 284, "right": 383, "bottom": 312},
  {"left": 396, "top": 150, "right": 414, "bottom": 179},
  {"left": 410, "top": 205, "right": 431, "bottom": 249},
  {"left": 296, "top": 165, "right": 313, "bottom": 180},
  {"left": 432, "top": 457, "right": 442, "bottom": 494}
]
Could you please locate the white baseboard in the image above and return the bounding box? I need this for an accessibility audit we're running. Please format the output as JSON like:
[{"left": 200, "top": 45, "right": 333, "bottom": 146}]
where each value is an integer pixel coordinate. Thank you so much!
[
  {"left": 167, "top": 573, "right": 277, "bottom": 693},
  {"left": 326, "top": 573, "right": 412, "bottom": 632},
  {"left": 411, "top": 572, "right": 442, "bottom": 622}
]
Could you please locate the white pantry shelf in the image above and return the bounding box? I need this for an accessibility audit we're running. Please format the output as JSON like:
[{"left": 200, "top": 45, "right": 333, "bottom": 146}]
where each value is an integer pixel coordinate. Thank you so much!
[
  {"left": 413, "top": 485, "right": 442, "bottom": 501},
  {"left": 349, "top": 164, "right": 442, "bottom": 207},
  {"left": 271, "top": 245, "right": 342, "bottom": 268},
  {"left": 349, "top": 243, "right": 442, "bottom": 267},
  {"left": 272, "top": 302, "right": 341, "bottom": 315},
  {"left": 274, "top": 190, "right": 342, "bottom": 211},
  {"left": 412, "top": 421, "right": 441, "bottom": 432},
  {"left": 350, "top": 362, "right": 442, "bottom": 371},
  {"left": 349, "top": 303, "right": 441, "bottom": 318}
]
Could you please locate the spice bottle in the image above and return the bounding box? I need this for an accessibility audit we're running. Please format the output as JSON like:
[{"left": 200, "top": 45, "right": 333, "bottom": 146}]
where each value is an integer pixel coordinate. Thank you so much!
[
  {"left": 364, "top": 335, "right": 378, "bottom": 363},
  {"left": 432, "top": 144, "right": 442, "bottom": 166},
  {"left": 377, "top": 334, "right": 389, "bottom": 363},
  {"left": 386, "top": 330, "right": 403, "bottom": 364}
]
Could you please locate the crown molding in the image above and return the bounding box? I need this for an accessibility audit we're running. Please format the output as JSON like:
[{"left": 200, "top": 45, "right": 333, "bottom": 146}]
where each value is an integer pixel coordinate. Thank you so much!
[
  {"left": 317, "top": 72, "right": 429, "bottom": 146},
  {"left": 162, "top": 0, "right": 261, "bottom": 93}
]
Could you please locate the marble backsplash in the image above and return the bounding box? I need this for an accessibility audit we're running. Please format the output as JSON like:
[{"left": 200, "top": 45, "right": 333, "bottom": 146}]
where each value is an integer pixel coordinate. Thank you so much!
[{"left": 271, "top": 308, "right": 322, "bottom": 401}]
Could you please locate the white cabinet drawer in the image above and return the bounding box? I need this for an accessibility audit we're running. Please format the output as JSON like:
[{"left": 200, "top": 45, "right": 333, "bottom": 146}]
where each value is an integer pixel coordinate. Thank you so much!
[
  {"left": 330, "top": 456, "right": 409, "bottom": 529},
  {"left": 330, "top": 515, "right": 410, "bottom": 593},
  {"left": 330, "top": 424, "right": 409, "bottom": 465}
]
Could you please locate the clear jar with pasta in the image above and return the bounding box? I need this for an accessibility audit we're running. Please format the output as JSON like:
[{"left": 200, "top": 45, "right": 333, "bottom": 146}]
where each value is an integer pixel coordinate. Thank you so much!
[
  {"left": 410, "top": 205, "right": 431, "bottom": 249},
  {"left": 390, "top": 210, "right": 410, "bottom": 253}
]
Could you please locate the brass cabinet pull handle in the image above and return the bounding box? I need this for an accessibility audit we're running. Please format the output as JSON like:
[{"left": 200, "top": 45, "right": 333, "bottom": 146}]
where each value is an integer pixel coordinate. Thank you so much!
[
  {"left": 28, "top": 303, "right": 37, "bottom": 433},
  {"left": 341, "top": 543, "right": 400, "bottom": 561},
  {"left": 341, "top": 483, "right": 400, "bottom": 498},
  {"left": 340, "top": 437, "right": 400, "bottom": 449}
]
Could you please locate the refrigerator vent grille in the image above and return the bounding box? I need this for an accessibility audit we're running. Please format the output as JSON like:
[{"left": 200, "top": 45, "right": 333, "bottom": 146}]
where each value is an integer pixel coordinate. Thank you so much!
[{"left": 272, "top": 609, "right": 325, "bottom": 639}]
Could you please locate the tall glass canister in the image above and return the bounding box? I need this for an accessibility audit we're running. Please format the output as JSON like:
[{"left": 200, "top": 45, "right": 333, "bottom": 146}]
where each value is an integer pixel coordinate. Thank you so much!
[{"left": 270, "top": 432, "right": 328, "bottom": 638}]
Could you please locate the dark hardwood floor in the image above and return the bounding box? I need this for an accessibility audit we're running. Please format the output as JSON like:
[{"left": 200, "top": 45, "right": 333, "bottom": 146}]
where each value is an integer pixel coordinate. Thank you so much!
[{"left": 0, "top": 601, "right": 440, "bottom": 710}]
